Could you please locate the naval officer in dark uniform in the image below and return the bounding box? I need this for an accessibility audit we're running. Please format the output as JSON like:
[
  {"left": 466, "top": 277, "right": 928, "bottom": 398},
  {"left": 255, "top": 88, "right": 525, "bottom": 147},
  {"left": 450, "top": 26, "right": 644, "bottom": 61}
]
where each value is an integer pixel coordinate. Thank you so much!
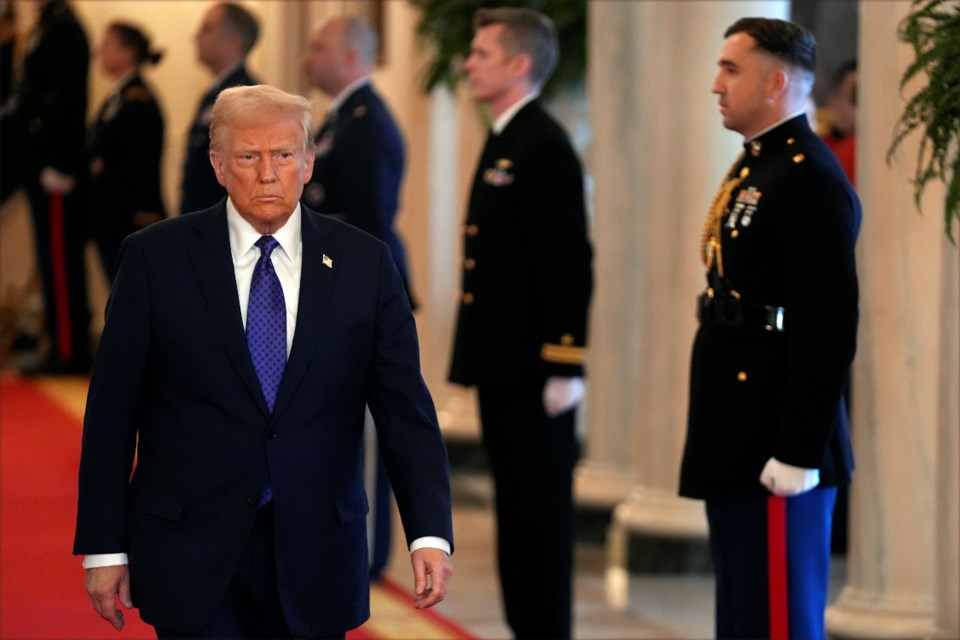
[
  {"left": 679, "top": 17, "right": 860, "bottom": 640},
  {"left": 449, "top": 8, "right": 593, "bottom": 638},
  {"left": 180, "top": 2, "right": 259, "bottom": 215}
]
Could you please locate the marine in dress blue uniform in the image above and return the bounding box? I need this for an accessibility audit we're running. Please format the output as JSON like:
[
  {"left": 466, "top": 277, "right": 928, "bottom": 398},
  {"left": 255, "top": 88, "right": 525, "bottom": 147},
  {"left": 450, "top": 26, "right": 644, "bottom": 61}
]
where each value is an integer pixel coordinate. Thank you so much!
[
  {"left": 10, "top": 0, "right": 92, "bottom": 374},
  {"left": 679, "top": 18, "right": 860, "bottom": 640}
]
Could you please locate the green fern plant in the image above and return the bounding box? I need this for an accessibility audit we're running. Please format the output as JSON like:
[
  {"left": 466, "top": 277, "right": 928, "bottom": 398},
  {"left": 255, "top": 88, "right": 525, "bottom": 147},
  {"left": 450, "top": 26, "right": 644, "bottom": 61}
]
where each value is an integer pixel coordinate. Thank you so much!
[
  {"left": 410, "top": 0, "right": 586, "bottom": 101},
  {"left": 889, "top": 0, "right": 960, "bottom": 242}
]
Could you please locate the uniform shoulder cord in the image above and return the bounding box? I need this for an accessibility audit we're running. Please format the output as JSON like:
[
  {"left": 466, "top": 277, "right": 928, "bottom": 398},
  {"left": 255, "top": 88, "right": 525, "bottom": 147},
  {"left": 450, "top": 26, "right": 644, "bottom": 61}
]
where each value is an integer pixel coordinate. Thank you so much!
[{"left": 699, "top": 152, "right": 748, "bottom": 278}]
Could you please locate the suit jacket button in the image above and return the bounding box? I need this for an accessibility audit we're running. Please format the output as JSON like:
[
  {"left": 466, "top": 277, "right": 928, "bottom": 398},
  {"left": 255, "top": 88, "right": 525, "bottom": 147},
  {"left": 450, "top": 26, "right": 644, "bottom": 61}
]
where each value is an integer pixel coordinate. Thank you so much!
[
  {"left": 266, "top": 430, "right": 278, "bottom": 439},
  {"left": 246, "top": 496, "right": 258, "bottom": 505}
]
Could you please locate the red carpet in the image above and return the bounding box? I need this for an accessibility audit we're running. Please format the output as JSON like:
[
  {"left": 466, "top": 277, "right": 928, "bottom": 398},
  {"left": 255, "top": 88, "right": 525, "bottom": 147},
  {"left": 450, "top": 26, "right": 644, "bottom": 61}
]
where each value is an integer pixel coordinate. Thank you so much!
[{"left": 0, "top": 378, "right": 474, "bottom": 639}]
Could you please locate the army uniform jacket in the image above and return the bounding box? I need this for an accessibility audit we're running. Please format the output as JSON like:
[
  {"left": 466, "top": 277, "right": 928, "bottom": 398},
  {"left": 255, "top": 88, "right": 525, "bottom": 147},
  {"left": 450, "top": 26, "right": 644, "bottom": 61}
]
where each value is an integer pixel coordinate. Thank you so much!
[
  {"left": 303, "top": 83, "right": 413, "bottom": 305},
  {"left": 88, "top": 73, "right": 166, "bottom": 247},
  {"left": 680, "top": 115, "right": 860, "bottom": 500},
  {"left": 179, "top": 64, "right": 259, "bottom": 214},
  {"left": 449, "top": 100, "right": 593, "bottom": 387}
]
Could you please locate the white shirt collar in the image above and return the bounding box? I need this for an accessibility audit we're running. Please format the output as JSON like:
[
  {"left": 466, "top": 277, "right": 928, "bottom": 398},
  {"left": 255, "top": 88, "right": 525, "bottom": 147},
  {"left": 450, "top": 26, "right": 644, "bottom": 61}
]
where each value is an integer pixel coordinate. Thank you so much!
[
  {"left": 491, "top": 91, "right": 539, "bottom": 135},
  {"left": 226, "top": 199, "right": 302, "bottom": 264},
  {"left": 327, "top": 76, "right": 371, "bottom": 116}
]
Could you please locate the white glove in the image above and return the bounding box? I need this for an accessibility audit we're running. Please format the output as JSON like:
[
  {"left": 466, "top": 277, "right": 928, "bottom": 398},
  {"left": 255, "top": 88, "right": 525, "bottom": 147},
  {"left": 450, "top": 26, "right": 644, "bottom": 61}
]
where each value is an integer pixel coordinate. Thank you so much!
[
  {"left": 40, "top": 166, "right": 76, "bottom": 194},
  {"left": 542, "top": 376, "right": 584, "bottom": 417},
  {"left": 759, "top": 457, "right": 820, "bottom": 497}
]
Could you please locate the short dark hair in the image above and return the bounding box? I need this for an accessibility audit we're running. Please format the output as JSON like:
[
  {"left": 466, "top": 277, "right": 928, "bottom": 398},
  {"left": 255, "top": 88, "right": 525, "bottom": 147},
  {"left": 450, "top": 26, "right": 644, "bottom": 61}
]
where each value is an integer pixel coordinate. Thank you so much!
[
  {"left": 724, "top": 17, "right": 816, "bottom": 76},
  {"left": 108, "top": 21, "right": 163, "bottom": 66},
  {"left": 473, "top": 7, "right": 558, "bottom": 88},
  {"left": 218, "top": 2, "right": 259, "bottom": 55}
]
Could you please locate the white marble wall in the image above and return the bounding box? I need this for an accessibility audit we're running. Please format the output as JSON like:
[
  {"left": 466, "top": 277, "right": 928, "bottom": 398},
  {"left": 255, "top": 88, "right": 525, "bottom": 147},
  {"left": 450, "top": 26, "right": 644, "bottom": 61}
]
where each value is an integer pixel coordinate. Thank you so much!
[{"left": 825, "top": 2, "right": 959, "bottom": 638}]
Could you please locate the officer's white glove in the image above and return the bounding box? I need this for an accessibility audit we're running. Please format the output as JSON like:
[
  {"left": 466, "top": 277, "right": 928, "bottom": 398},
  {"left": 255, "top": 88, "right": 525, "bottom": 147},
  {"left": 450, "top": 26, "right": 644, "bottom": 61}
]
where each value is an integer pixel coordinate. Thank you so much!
[
  {"left": 40, "top": 167, "right": 76, "bottom": 194},
  {"left": 543, "top": 376, "right": 584, "bottom": 417},
  {"left": 759, "top": 457, "right": 820, "bottom": 497}
]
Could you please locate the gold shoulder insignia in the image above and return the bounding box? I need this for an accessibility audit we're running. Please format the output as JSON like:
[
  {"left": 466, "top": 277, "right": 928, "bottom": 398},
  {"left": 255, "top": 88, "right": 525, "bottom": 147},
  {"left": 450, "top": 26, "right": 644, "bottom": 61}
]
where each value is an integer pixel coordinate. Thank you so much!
[
  {"left": 353, "top": 105, "right": 367, "bottom": 118},
  {"left": 541, "top": 343, "right": 586, "bottom": 365},
  {"left": 123, "top": 86, "right": 153, "bottom": 103}
]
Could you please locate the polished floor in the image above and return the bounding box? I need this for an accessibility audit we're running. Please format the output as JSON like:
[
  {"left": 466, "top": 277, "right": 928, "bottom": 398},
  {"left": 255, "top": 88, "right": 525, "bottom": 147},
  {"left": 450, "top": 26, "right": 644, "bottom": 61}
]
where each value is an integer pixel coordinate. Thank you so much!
[{"left": 381, "top": 446, "right": 848, "bottom": 640}]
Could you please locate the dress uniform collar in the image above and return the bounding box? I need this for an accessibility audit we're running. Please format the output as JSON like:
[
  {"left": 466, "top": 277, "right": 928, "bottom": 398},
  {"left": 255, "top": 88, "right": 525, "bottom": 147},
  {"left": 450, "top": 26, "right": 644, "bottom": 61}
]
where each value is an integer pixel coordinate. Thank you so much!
[{"left": 742, "top": 111, "right": 810, "bottom": 157}]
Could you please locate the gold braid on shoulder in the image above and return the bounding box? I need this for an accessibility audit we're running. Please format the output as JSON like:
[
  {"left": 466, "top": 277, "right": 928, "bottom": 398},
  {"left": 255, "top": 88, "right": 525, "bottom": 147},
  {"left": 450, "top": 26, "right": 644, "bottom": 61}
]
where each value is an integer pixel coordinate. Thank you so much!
[{"left": 699, "top": 152, "right": 748, "bottom": 276}]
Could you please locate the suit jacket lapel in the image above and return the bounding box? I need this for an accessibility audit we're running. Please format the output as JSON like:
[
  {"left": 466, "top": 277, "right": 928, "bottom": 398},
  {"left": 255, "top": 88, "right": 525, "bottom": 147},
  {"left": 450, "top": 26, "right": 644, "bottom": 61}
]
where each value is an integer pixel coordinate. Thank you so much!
[
  {"left": 187, "top": 204, "right": 268, "bottom": 413},
  {"left": 273, "top": 207, "right": 336, "bottom": 414}
]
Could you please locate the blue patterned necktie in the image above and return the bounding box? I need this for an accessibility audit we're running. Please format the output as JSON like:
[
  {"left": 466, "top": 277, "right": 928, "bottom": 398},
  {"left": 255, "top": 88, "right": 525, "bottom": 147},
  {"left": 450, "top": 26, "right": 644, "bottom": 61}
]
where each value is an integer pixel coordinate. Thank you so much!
[
  {"left": 247, "top": 236, "right": 285, "bottom": 507},
  {"left": 247, "top": 236, "right": 286, "bottom": 412}
]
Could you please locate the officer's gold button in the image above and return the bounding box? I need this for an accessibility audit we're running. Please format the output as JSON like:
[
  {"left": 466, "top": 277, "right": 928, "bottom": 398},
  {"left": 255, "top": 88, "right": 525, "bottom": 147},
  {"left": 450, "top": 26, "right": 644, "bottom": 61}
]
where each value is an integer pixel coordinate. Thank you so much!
[
  {"left": 465, "top": 258, "right": 476, "bottom": 270},
  {"left": 731, "top": 229, "right": 740, "bottom": 238},
  {"left": 463, "top": 292, "right": 474, "bottom": 304},
  {"left": 561, "top": 334, "right": 574, "bottom": 346},
  {"left": 466, "top": 224, "right": 479, "bottom": 236},
  {"left": 737, "top": 371, "right": 748, "bottom": 382}
]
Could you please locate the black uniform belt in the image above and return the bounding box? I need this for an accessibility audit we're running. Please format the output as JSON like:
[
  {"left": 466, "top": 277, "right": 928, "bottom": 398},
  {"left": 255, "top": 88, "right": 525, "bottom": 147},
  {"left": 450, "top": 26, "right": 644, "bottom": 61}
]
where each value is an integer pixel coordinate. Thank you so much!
[{"left": 697, "top": 293, "right": 786, "bottom": 332}]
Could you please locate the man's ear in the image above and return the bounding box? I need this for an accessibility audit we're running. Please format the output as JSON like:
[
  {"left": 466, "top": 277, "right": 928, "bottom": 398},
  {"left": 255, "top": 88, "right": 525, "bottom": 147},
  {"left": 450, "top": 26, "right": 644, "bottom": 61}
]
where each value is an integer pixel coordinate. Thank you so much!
[
  {"left": 510, "top": 51, "right": 533, "bottom": 81},
  {"left": 209, "top": 151, "right": 227, "bottom": 187},
  {"left": 767, "top": 68, "right": 789, "bottom": 102}
]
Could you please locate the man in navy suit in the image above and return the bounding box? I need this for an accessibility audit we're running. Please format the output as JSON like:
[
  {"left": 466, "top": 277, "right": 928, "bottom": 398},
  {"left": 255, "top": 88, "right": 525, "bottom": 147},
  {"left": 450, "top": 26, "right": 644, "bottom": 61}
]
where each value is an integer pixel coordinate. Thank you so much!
[
  {"left": 180, "top": 2, "right": 260, "bottom": 214},
  {"left": 75, "top": 84, "right": 453, "bottom": 639}
]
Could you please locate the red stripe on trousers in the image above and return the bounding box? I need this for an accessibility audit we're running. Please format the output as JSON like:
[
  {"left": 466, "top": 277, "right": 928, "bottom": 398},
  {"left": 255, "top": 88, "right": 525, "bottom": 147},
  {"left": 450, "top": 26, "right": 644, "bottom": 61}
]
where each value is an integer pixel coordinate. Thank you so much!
[
  {"left": 767, "top": 495, "right": 789, "bottom": 639},
  {"left": 48, "top": 192, "right": 73, "bottom": 361}
]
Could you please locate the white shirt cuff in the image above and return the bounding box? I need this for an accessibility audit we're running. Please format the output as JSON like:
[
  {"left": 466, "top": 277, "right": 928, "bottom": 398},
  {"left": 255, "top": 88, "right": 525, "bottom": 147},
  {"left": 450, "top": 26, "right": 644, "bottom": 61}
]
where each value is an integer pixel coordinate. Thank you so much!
[
  {"left": 408, "top": 536, "right": 451, "bottom": 555},
  {"left": 82, "top": 553, "right": 129, "bottom": 569}
]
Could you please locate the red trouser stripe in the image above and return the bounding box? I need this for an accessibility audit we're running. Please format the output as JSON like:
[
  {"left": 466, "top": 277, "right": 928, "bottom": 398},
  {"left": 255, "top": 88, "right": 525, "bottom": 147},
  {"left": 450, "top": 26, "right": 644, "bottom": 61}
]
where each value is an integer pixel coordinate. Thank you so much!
[
  {"left": 48, "top": 192, "right": 73, "bottom": 361},
  {"left": 767, "top": 495, "right": 789, "bottom": 639}
]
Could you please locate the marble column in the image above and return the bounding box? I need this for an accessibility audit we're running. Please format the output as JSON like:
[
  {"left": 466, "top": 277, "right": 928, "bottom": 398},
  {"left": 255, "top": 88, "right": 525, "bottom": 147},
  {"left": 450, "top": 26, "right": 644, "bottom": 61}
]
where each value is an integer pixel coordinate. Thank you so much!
[
  {"left": 578, "top": 0, "right": 787, "bottom": 519},
  {"left": 825, "top": 2, "right": 959, "bottom": 638}
]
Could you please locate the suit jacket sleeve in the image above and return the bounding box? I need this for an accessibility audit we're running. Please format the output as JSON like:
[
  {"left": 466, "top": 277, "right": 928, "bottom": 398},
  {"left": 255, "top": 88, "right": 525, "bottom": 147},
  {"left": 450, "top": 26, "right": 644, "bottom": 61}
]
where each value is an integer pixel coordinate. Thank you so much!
[
  {"left": 74, "top": 235, "right": 151, "bottom": 553},
  {"left": 518, "top": 129, "right": 593, "bottom": 378},
  {"left": 365, "top": 243, "right": 453, "bottom": 548}
]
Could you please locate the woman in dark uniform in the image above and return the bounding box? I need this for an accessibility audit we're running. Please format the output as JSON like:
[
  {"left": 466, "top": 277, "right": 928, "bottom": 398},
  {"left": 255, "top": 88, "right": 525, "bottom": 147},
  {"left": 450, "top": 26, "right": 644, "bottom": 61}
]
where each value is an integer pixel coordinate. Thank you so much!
[{"left": 89, "top": 21, "right": 166, "bottom": 281}]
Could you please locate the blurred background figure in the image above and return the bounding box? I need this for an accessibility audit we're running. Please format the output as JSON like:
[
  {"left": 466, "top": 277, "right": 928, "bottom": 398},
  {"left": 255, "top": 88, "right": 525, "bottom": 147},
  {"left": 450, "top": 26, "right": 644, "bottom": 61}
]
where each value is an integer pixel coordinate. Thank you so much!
[
  {"left": 303, "top": 14, "right": 412, "bottom": 581},
  {"left": 6, "top": 0, "right": 92, "bottom": 375},
  {"left": 302, "top": 15, "right": 415, "bottom": 310},
  {"left": 821, "top": 59, "right": 857, "bottom": 187},
  {"left": 0, "top": 0, "right": 19, "bottom": 203},
  {"left": 88, "top": 21, "right": 166, "bottom": 282},
  {"left": 179, "top": 2, "right": 260, "bottom": 215}
]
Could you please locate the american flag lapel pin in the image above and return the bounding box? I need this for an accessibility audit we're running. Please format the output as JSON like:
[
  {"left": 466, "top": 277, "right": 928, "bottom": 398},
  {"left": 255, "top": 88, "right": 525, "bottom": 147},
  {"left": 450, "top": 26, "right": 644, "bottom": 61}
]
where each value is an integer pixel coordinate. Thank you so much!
[{"left": 322, "top": 254, "right": 333, "bottom": 269}]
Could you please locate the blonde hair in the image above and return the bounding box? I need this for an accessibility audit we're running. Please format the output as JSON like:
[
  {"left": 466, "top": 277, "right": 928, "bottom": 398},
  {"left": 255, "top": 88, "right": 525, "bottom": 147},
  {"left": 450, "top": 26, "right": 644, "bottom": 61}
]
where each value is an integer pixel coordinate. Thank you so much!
[{"left": 210, "top": 84, "right": 313, "bottom": 152}]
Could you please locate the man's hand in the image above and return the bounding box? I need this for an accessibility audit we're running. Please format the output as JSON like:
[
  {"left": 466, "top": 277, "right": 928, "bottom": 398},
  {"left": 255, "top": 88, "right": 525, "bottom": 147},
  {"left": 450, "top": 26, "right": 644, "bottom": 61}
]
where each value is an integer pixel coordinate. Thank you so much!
[
  {"left": 410, "top": 547, "right": 452, "bottom": 609},
  {"left": 39, "top": 167, "right": 76, "bottom": 194},
  {"left": 542, "top": 376, "right": 584, "bottom": 417},
  {"left": 84, "top": 565, "right": 133, "bottom": 631},
  {"left": 759, "top": 457, "right": 820, "bottom": 497}
]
